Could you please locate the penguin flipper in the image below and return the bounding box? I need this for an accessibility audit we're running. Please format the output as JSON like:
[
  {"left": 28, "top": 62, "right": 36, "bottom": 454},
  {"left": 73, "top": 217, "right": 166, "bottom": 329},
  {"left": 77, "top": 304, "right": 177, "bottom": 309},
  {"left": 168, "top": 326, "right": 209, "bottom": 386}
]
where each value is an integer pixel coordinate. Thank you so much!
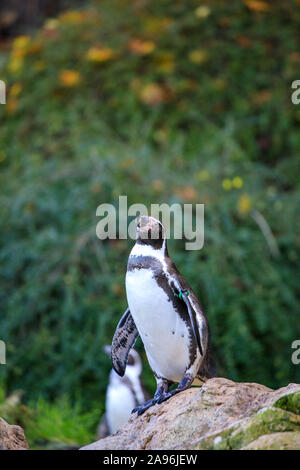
[
  {"left": 180, "top": 291, "right": 203, "bottom": 357},
  {"left": 168, "top": 265, "right": 204, "bottom": 358},
  {"left": 111, "top": 308, "right": 139, "bottom": 377}
]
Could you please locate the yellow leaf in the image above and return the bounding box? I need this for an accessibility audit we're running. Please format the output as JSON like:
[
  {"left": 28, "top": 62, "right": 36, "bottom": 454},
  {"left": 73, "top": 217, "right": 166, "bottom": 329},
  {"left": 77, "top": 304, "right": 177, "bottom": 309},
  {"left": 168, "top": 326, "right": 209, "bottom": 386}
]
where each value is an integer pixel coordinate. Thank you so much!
[
  {"left": 59, "top": 10, "right": 90, "bottom": 24},
  {"left": 154, "top": 52, "right": 175, "bottom": 74},
  {"left": 232, "top": 177, "right": 243, "bottom": 189},
  {"left": 9, "top": 82, "right": 22, "bottom": 97},
  {"left": 222, "top": 179, "right": 232, "bottom": 191},
  {"left": 86, "top": 47, "right": 114, "bottom": 63},
  {"left": 12, "top": 35, "right": 31, "bottom": 50},
  {"left": 138, "top": 83, "right": 168, "bottom": 106},
  {"left": 188, "top": 49, "right": 208, "bottom": 64},
  {"left": 238, "top": 194, "right": 252, "bottom": 215},
  {"left": 195, "top": 6, "right": 211, "bottom": 19},
  {"left": 44, "top": 19, "right": 60, "bottom": 30},
  {"left": 8, "top": 58, "right": 24, "bottom": 74}
]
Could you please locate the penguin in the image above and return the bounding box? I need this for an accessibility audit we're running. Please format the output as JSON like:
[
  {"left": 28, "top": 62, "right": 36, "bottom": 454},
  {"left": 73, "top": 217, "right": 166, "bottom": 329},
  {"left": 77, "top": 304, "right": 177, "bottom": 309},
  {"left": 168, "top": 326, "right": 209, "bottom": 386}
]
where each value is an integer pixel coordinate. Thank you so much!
[
  {"left": 98, "top": 346, "right": 148, "bottom": 437},
  {"left": 111, "top": 215, "right": 217, "bottom": 415}
]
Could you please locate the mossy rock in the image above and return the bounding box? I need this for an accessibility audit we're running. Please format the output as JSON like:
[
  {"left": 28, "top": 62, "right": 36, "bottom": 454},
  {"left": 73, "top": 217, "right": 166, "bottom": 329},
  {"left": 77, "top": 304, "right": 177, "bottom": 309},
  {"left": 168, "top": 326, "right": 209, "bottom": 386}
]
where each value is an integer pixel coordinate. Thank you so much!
[
  {"left": 194, "top": 407, "right": 300, "bottom": 450},
  {"left": 242, "top": 432, "right": 300, "bottom": 450},
  {"left": 273, "top": 392, "right": 300, "bottom": 415}
]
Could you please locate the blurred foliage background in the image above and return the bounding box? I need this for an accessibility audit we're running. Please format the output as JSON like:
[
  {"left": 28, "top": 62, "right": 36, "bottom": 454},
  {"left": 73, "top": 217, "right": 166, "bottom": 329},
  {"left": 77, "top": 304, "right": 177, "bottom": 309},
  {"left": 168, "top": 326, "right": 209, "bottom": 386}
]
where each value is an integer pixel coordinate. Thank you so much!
[{"left": 0, "top": 0, "right": 300, "bottom": 448}]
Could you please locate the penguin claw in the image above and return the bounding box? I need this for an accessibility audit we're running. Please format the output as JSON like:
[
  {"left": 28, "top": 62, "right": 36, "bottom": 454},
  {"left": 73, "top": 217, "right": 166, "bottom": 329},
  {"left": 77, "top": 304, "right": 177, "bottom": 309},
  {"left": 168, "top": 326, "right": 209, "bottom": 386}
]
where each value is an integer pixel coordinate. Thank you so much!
[{"left": 131, "top": 399, "right": 156, "bottom": 415}]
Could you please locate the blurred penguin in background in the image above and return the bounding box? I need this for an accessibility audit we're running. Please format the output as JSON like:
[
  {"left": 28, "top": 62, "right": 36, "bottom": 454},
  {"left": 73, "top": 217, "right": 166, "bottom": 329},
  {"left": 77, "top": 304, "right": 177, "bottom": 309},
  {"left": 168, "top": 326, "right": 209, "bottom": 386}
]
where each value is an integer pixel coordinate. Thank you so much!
[{"left": 98, "top": 346, "right": 148, "bottom": 438}]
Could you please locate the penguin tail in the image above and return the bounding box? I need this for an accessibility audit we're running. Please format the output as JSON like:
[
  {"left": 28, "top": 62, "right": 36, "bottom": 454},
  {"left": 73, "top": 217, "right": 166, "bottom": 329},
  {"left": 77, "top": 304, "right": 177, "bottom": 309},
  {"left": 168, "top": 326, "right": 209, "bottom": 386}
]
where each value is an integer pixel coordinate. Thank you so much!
[{"left": 197, "top": 343, "right": 218, "bottom": 380}]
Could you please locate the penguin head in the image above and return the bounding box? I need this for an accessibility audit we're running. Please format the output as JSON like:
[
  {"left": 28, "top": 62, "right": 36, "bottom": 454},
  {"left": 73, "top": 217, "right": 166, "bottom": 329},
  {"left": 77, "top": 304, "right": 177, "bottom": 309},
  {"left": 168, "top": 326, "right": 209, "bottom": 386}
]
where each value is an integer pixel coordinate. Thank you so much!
[
  {"left": 126, "top": 349, "right": 142, "bottom": 378},
  {"left": 136, "top": 216, "right": 166, "bottom": 249}
]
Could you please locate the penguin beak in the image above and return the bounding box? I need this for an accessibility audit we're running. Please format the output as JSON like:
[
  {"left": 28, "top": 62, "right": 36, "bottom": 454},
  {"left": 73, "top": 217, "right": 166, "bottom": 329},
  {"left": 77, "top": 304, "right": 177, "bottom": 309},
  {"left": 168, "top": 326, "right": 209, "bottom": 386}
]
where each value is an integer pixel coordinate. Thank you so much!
[
  {"left": 142, "top": 223, "right": 151, "bottom": 231},
  {"left": 136, "top": 216, "right": 152, "bottom": 233}
]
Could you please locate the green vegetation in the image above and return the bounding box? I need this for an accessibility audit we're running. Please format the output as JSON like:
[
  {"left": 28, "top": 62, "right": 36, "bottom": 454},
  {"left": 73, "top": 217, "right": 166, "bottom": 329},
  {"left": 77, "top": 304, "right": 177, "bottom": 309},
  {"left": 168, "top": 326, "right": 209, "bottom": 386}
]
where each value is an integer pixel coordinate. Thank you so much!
[
  {"left": 0, "top": 384, "right": 101, "bottom": 448},
  {"left": 0, "top": 0, "right": 299, "bottom": 448},
  {"left": 274, "top": 391, "right": 300, "bottom": 415}
]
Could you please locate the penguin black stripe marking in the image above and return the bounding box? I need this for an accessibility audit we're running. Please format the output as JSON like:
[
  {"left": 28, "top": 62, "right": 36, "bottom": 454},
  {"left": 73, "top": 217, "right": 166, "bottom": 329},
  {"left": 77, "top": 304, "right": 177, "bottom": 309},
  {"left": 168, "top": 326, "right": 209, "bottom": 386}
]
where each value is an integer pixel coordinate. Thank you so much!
[{"left": 111, "top": 215, "right": 217, "bottom": 415}]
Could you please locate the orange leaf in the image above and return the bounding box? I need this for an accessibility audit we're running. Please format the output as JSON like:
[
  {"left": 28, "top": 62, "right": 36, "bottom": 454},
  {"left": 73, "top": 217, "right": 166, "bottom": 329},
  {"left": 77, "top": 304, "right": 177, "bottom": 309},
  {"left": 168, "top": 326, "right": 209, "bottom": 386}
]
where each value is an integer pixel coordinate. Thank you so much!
[
  {"left": 244, "top": 1, "right": 271, "bottom": 12},
  {"left": 138, "top": 83, "right": 169, "bottom": 106},
  {"left": 175, "top": 187, "right": 198, "bottom": 202},
  {"left": 128, "top": 39, "right": 155, "bottom": 56}
]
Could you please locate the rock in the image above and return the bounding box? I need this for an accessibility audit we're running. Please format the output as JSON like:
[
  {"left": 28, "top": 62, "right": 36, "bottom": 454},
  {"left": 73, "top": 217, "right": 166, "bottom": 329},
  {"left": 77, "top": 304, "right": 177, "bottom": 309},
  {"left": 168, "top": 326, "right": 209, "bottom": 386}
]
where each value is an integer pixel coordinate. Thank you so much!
[
  {"left": 0, "top": 417, "right": 28, "bottom": 450},
  {"left": 80, "top": 378, "right": 300, "bottom": 450},
  {"left": 242, "top": 432, "right": 300, "bottom": 450}
]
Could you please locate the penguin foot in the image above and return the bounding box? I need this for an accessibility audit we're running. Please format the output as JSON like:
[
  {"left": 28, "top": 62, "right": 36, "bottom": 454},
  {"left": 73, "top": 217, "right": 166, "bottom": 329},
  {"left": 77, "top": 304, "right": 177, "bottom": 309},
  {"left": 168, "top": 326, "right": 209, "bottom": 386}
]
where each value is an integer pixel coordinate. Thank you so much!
[
  {"left": 132, "top": 379, "right": 172, "bottom": 416},
  {"left": 131, "top": 392, "right": 172, "bottom": 416},
  {"left": 156, "top": 390, "right": 176, "bottom": 404},
  {"left": 131, "top": 398, "right": 155, "bottom": 415},
  {"left": 156, "top": 374, "right": 194, "bottom": 404}
]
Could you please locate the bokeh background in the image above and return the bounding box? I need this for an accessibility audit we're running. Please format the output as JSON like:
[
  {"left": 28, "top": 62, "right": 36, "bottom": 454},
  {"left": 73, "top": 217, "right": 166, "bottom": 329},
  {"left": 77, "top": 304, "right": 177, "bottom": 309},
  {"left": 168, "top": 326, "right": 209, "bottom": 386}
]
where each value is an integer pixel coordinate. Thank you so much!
[{"left": 0, "top": 0, "right": 299, "bottom": 449}]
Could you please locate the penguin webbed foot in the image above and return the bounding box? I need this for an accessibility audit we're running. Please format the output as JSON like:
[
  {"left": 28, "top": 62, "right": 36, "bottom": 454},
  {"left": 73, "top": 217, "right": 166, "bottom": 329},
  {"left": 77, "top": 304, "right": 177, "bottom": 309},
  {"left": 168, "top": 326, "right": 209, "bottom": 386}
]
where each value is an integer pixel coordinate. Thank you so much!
[
  {"left": 131, "top": 398, "right": 156, "bottom": 416},
  {"left": 131, "top": 391, "right": 171, "bottom": 416},
  {"left": 132, "top": 374, "right": 193, "bottom": 415},
  {"left": 155, "top": 389, "right": 176, "bottom": 404},
  {"left": 131, "top": 380, "right": 170, "bottom": 415}
]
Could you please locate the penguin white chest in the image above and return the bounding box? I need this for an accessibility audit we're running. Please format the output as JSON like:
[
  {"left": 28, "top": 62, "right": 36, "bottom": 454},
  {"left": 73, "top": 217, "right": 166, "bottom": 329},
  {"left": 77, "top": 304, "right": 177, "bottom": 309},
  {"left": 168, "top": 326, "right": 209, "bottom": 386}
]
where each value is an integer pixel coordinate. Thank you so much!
[
  {"left": 106, "top": 382, "right": 135, "bottom": 434},
  {"left": 126, "top": 268, "right": 190, "bottom": 383}
]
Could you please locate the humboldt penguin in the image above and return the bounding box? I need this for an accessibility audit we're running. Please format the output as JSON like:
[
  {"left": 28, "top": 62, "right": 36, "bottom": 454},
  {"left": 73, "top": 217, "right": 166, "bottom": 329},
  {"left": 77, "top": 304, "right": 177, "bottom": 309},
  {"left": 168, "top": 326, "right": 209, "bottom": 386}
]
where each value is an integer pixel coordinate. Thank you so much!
[
  {"left": 111, "top": 216, "right": 217, "bottom": 415},
  {"left": 98, "top": 346, "right": 148, "bottom": 437}
]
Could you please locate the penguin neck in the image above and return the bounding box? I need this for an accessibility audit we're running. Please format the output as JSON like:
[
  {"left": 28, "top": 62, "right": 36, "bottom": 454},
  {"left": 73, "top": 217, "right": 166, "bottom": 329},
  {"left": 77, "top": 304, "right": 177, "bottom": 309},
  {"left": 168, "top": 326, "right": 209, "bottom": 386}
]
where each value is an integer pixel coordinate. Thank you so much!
[{"left": 131, "top": 238, "right": 168, "bottom": 261}]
